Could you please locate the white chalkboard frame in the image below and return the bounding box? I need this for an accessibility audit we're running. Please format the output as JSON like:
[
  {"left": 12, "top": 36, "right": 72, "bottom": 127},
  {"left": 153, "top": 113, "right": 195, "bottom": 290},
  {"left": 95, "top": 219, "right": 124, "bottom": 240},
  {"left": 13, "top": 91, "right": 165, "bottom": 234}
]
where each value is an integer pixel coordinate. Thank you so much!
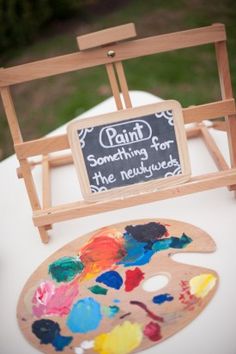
[{"left": 68, "top": 100, "right": 191, "bottom": 201}]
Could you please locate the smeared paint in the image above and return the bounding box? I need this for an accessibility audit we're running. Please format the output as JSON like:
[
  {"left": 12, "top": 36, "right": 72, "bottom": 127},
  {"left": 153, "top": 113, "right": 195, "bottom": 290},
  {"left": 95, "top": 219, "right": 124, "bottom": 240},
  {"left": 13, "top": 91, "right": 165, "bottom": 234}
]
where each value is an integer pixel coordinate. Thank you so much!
[
  {"left": 32, "top": 319, "right": 72, "bottom": 351},
  {"left": 96, "top": 270, "right": 123, "bottom": 290},
  {"left": 102, "top": 305, "right": 120, "bottom": 318},
  {"left": 152, "top": 293, "right": 174, "bottom": 305},
  {"left": 67, "top": 297, "right": 102, "bottom": 333},
  {"left": 152, "top": 234, "right": 192, "bottom": 252},
  {"left": 32, "top": 279, "right": 78, "bottom": 317},
  {"left": 94, "top": 321, "right": 143, "bottom": 354},
  {"left": 179, "top": 280, "right": 199, "bottom": 311},
  {"left": 88, "top": 285, "right": 108, "bottom": 295},
  {"left": 117, "top": 232, "right": 153, "bottom": 267},
  {"left": 120, "top": 312, "right": 131, "bottom": 319},
  {"left": 79, "top": 228, "right": 125, "bottom": 281},
  {"left": 130, "top": 301, "right": 164, "bottom": 322},
  {"left": 48, "top": 256, "right": 84, "bottom": 283},
  {"left": 144, "top": 321, "right": 162, "bottom": 341},
  {"left": 119, "top": 231, "right": 192, "bottom": 267},
  {"left": 125, "top": 267, "right": 145, "bottom": 292},
  {"left": 189, "top": 273, "right": 217, "bottom": 298}
]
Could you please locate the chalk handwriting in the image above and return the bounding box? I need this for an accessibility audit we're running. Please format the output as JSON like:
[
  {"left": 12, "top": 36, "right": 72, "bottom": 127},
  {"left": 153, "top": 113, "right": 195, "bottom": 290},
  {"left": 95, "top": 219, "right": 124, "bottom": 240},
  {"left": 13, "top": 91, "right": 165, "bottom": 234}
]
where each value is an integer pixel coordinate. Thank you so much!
[{"left": 99, "top": 120, "right": 152, "bottom": 148}]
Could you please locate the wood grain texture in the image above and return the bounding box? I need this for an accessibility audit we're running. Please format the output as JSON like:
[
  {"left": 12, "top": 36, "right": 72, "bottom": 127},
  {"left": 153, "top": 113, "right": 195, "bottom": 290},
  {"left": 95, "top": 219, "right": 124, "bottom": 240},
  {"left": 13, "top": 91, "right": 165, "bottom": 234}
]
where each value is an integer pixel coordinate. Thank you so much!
[
  {"left": 17, "top": 218, "right": 218, "bottom": 354},
  {"left": 77, "top": 23, "right": 136, "bottom": 50}
]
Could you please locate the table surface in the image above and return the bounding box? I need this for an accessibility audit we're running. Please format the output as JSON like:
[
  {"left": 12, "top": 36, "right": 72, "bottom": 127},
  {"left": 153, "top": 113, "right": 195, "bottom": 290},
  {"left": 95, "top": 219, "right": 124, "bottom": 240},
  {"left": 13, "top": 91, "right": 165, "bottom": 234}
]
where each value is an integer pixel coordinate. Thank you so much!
[{"left": 1, "top": 91, "right": 236, "bottom": 354}]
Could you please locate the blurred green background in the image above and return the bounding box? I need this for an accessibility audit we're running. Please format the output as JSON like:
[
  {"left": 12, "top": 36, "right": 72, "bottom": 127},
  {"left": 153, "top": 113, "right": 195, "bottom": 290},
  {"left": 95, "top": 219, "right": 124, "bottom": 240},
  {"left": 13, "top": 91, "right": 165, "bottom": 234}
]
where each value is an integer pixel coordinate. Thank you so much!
[{"left": 0, "top": 0, "right": 235, "bottom": 160}]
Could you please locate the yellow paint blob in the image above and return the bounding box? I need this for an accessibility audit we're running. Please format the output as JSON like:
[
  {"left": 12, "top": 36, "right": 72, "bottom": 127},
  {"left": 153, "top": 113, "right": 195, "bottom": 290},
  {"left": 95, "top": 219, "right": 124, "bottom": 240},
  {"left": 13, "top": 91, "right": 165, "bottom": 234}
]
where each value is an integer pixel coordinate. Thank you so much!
[
  {"left": 94, "top": 321, "right": 143, "bottom": 354},
  {"left": 189, "top": 273, "right": 217, "bottom": 298}
]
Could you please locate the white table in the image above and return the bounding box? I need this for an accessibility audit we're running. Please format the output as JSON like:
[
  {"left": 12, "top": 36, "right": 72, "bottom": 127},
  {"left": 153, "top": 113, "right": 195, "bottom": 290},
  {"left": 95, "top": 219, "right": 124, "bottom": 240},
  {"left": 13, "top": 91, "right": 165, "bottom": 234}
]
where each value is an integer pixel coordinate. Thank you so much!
[{"left": 1, "top": 91, "right": 236, "bottom": 354}]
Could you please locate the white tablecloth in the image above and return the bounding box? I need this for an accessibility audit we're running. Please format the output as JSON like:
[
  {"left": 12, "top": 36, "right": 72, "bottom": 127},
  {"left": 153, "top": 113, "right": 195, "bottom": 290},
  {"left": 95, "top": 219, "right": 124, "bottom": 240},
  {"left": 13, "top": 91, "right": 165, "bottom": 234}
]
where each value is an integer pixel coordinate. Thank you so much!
[{"left": 0, "top": 91, "right": 235, "bottom": 354}]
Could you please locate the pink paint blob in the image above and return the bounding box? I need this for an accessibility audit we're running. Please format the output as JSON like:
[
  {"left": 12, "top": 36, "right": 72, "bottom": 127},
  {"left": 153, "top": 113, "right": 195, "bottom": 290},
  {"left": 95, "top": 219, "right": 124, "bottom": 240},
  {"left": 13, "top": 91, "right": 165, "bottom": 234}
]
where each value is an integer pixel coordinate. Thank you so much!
[
  {"left": 125, "top": 267, "right": 145, "bottom": 292},
  {"left": 144, "top": 321, "right": 162, "bottom": 341},
  {"left": 32, "top": 279, "right": 79, "bottom": 317}
]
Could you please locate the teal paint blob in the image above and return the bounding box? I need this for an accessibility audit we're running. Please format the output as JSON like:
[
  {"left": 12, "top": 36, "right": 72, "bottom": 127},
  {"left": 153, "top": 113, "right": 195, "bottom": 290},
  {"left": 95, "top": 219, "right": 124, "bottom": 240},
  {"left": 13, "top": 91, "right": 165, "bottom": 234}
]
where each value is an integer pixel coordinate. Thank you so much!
[
  {"left": 88, "top": 285, "right": 108, "bottom": 295},
  {"left": 67, "top": 297, "right": 102, "bottom": 333},
  {"left": 102, "top": 305, "right": 120, "bottom": 318},
  {"left": 48, "top": 256, "right": 84, "bottom": 283},
  {"left": 152, "top": 234, "right": 192, "bottom": 252}
]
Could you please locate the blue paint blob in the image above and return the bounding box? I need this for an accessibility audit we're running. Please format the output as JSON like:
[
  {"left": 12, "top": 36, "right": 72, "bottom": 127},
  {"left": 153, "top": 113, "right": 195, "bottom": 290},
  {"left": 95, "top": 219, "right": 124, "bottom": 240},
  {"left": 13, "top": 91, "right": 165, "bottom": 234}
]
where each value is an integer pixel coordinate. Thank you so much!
[
  {"left": 32, "top": 319, "right": 72, "bottom": 351},
  {"left": 67, "top": 297, "right": 102, "bottom": 333},
  {"left": 52, "top": 334, "right": 73, "bottom": 351},
  {"left": 96, "top": 270, "right": 123, "bottom": 289},
  {"left": 152, "top": 293, "right": 174, "bottom": 304},
  {"left": 118, "top": 233, "right": 151, "bottom": 267},
  {"left": 113, "top": 299, "right": 120, "bottom": 303}
]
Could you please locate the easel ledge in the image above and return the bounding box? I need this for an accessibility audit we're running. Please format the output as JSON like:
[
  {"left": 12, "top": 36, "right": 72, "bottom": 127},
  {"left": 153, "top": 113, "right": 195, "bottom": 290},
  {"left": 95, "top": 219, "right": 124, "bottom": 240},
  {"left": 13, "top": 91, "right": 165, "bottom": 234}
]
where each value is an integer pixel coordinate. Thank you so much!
[{"left": 1, "top": 23, "right": 236, "bottom": 243}]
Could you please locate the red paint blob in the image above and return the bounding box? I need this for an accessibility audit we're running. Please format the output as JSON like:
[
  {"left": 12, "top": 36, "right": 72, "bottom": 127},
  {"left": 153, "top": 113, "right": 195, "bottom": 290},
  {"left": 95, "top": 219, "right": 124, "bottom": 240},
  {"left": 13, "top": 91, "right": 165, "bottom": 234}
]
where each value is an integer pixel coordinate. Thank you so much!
[
  {"left": 144, "top": 321, "right": 162, "bottom": 341},
  {"left": 125, "top": 267, "right": 145, "bottom": 292}
]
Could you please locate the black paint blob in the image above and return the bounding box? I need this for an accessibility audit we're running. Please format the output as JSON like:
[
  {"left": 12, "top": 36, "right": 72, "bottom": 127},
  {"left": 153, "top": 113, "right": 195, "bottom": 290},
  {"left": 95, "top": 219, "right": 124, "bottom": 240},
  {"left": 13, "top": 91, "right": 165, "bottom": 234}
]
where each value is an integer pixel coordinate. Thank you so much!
[
  {"left": 32, "top": 319, "right": 72, "bottom": 351},
  {"left": 125, "top": 222, "right": 168, "bottom": 243}
]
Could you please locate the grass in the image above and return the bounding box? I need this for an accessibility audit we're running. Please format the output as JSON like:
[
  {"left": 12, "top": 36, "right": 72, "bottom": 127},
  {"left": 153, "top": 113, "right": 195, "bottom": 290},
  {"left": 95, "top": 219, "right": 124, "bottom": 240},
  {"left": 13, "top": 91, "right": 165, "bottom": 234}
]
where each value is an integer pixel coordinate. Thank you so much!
[{"left": 0, "top": 0, "right": 235, "bottom": 160}]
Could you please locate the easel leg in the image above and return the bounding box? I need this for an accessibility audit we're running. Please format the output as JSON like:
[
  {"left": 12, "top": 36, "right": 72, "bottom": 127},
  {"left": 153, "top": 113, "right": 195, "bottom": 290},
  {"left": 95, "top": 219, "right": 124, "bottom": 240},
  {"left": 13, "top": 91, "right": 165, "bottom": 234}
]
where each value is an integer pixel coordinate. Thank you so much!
[{"left": 38, "top": 226, "right": 49, "bottom": 244}]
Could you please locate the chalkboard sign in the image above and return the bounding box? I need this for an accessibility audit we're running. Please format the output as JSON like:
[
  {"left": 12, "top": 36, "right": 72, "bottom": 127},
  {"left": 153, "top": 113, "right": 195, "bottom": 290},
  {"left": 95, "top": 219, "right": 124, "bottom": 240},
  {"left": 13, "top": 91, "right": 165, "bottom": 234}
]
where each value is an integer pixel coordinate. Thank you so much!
[{"left": 68, "top": 100, "right": 191, "bottom": 201}]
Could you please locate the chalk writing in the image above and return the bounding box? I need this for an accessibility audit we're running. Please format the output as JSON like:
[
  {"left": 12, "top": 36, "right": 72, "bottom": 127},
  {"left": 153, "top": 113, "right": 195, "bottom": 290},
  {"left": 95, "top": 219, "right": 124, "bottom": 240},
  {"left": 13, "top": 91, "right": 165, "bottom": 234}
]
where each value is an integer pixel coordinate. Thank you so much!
[{"left": 78, "top": 110, "right": 181, "bottom": 192}]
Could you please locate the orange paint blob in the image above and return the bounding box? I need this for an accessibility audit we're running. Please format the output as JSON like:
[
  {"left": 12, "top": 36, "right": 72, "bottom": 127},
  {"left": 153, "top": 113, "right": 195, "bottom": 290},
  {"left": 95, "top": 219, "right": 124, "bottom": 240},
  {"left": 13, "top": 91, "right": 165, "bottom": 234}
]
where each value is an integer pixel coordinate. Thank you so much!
[{"left": 79, "top": 228, "right": 126, "bottom": 281}]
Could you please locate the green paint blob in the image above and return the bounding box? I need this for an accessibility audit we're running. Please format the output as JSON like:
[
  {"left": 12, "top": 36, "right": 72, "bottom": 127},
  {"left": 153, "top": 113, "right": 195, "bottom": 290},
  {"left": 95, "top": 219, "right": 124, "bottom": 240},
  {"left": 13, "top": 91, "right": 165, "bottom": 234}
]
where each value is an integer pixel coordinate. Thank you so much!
[
  {"left": 88, "top": 285, "right": 108, "bottom": 295},
  {"left": 48, "top": 256, "right": 84, "bottom": 283}
]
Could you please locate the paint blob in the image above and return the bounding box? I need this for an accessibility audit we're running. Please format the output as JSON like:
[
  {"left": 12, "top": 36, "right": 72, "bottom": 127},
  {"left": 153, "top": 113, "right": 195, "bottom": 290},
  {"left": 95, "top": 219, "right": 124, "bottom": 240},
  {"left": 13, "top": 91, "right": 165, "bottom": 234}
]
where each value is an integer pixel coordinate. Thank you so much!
[
  {"left": 94, "top": 321, "right": 143, "bottom": 354},
  {"left": 88, "top": 285, "right": 108, "bottom": 295},
  {"left": 32, "top": 280, "right": 79, "bottom": 317},
  {"left": 125, "top": 222, "right": 168, "bottom": 243},
  {"left": 102, "top": 305, "right": 120, "bottom": 318},
  {"left": 130, "top": 301, "right": 164, "bottom": 322},
  {"left": 32, "top": 319, "right": 72, "bottom": 351},
  {"left": 125, "top": 267, "right": 145, "bottom": 292},
  {"left": 152, "top": 234, "right": 192, "bottom": 252},
  {"left": 96, "top": 270, "right": 123, "bottom": 290},
  {"left": 152, "top": 293, "right": 174, "bottom": 305},
  {"left": 67, "top": 297, "right": 102, "bottom": 333},
  {"left": 189, "top": 273, "right": 217, "bottom": 298},
  {"left": 48, "top": 256, "right": 84, "bottom": 283},
  {"left": 79, "top": 229, "right": 125, "bottom": 281},
  {"left": 144, "top": 321, "right": 162, "bottom": 341}
]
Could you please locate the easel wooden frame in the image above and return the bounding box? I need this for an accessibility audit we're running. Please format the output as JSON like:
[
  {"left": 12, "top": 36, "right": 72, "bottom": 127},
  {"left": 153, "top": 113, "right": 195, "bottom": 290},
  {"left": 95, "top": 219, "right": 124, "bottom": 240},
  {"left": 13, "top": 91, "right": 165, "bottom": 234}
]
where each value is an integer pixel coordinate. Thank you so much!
[{"left": 1, "top": 23, "right": 236, "bottom": 243}]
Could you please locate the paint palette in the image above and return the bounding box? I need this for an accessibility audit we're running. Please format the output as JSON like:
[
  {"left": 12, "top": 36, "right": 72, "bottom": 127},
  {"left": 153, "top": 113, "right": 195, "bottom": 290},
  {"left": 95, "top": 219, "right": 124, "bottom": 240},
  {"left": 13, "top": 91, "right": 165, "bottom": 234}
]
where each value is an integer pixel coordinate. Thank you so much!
[{"left": 17, "top": 219, "right": 218, "bottom": 354}]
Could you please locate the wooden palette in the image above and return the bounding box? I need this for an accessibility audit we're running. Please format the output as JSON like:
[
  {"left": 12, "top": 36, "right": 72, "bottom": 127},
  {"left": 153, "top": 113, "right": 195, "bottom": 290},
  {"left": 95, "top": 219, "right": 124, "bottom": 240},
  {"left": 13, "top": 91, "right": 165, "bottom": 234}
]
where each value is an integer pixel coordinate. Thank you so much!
[{"left": 17, "top": 219, "right": 218, "bottom": 354}]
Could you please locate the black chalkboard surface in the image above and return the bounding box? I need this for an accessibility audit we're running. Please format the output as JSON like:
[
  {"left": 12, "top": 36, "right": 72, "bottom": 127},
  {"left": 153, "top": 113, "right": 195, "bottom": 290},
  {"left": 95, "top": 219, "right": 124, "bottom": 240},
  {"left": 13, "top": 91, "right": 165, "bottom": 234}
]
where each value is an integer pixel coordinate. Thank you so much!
[{"left": 68, "top": 100, "right": 191, "bottom": 201}]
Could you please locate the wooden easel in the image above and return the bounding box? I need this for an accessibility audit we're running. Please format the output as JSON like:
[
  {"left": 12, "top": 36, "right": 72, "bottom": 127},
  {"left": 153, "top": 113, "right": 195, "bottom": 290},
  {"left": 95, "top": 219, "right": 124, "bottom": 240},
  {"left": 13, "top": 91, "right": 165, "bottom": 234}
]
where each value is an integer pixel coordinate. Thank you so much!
[{"left": 1, "top": 23, "right": 236, "bottom": 243}]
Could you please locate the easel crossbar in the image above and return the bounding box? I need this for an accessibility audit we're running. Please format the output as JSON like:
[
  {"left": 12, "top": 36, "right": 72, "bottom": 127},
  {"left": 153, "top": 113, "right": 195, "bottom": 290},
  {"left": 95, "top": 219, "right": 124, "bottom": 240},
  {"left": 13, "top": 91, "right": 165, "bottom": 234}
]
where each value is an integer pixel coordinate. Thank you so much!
[
  {"left": 32, "top": 168, "right": 236, "bottom": 227},
  {"left": 0, "top": 24, "right": 225, "bottom": 87},
  {"left": 14, "top": 99, "right": 235, "bottom": 159}
]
